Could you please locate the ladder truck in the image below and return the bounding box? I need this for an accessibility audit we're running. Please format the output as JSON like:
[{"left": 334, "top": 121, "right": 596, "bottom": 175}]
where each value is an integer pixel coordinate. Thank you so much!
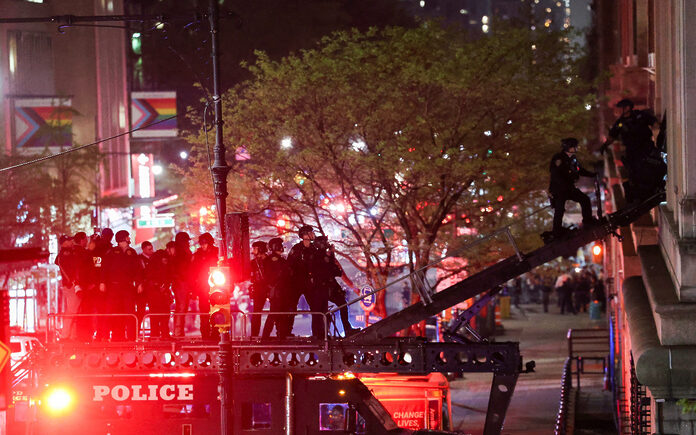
[{"left": 26, "top": 192, "right": 664, "bottom": 435}]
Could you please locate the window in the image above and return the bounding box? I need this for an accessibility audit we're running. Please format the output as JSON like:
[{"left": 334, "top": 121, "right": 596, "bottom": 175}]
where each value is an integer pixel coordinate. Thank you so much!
[
  {"left": 241, "top": 402, "right": 271, "bottom": 430},
  {"left": 319, "top": 403, "right": 348, "bottom": 431}
]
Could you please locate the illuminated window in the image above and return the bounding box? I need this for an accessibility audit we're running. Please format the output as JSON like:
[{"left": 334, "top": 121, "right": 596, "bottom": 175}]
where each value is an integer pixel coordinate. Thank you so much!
[
  {"left": 242, "top": 403, "right": 271, "bottom": 430},
  {"left": 320, "top": 403, "right": 348, "bottom": 431}
]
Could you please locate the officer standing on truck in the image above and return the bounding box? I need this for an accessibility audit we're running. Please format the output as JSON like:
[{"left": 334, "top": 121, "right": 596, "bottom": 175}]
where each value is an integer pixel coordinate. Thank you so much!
[
  {"left": 313, "top": 236, "right": 360, "bottom": 337},
  {"left": 287, "top": 225, "right": 318, "bottom": 335},
  {"left": 261, "top": 238, "right": 293, "bottom": 339},
  {"left": 140, "top": 242, "right": 173, "bottom": 339},
  {"left": 249, "top": 241, "right": 269, "bottom": 337},
  {"left": 192, "top": 233, "right": 219, "bottom": 340},
  {"left": 100, "top": 230, "right": 143, "bottom": 341},
  {"left": 172, "top": 232, "right": 193, "bottom": 337},
  {"left": 549, "top": 138, "right": 597, "bottom": 238}
]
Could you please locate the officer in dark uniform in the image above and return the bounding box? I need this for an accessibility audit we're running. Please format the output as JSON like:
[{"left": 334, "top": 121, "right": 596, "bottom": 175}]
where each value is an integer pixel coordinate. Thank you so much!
[
  {"left": 549, "top": 138, "right": 597, "bottom": 237},
  {"left": 55, "top": 235, "right": 78, "bottom": 340},
  {"left": 249, "top": 241, "right": 269, "bottom": 337},
  {"left": 72, "top": 232, "right": 95, "bottom": 341},
  {"left": 100, "top": 230, "right": 143, "bottom": 341},
  {"left": 602, "top": 98, "right": 664, "bottom": 202},
  {"left": 140, "top": 244, "right": 173, "bottom": 339},
  {"left": 192, "top": 233, "right": 219, "bottom": 340},
  {"left": 136, "top": 241, "right": 155, "bottom": 327},
  {"left": 262, "top": 238, "right": 293, "bottom": 339},
  {"left": 287, "top": 225, "right": 318, "bottom": 335},
  {"left": 313, "top": 236, "right": 360, "bottom": 337},
  {"left": 172, "top": 232, "right": 193, "bottom": 337}
]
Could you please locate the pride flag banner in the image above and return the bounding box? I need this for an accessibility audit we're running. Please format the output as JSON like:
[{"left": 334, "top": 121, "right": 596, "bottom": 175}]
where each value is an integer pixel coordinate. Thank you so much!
[
  {"left": 131, "top": 91, "right": 177, "bottom": 138},
  {"left": 13, "top": 97, "right": 73, "bottom": 150}
]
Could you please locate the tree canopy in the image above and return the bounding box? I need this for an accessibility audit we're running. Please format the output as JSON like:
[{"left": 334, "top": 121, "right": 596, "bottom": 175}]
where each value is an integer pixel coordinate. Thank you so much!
[{"left": 182, "top": 23, "right": 595, "bottom": 315}]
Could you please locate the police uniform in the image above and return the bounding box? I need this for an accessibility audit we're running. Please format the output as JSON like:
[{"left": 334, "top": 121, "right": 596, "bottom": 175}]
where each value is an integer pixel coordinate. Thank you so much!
[
  {"left": 172, "top": 236, "right": 193, "bottom": 336},
  {"left": 287, "top": 241, "right": 318, "bottom": 334},
  {"left": 101, "top": 245, "right": 143, "bottom": 340},
  {"left": 306, "top": 248, "right": 342, "bottom": 339},
  {"left": 249, "top": 255, "right": 269, "bottom": 337},
  {"left": 549, "top": 147, "right": 595, "bottom": 235},
  {"left": 261, "top": 252, "right": 293, "bottom": 338},
  {"left": 140, "top": 249, "right": 173, "bottom": 339},
  {"left": 192, "top": 244, "right": 219, "bottom": 340},
  {"left": 55, "top": 242, "right": 79, "bottom": 340}
]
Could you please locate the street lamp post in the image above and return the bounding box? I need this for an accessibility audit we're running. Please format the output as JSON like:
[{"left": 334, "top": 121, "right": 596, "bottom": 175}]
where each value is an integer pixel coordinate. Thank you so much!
[{"left": 207, "top": 1, "right": 232, "bottom": 434}]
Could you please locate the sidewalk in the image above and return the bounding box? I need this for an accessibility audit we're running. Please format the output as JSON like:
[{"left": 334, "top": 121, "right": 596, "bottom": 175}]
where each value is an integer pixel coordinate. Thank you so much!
[{"left": 449, "top": 303, "right": 613, "bottom": 434}]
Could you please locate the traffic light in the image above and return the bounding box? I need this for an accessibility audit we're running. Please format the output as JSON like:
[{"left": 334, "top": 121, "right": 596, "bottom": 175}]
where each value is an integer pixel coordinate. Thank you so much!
[
  {"left": 209, "top": 266, "right": 231, "bottom": 331},
  {"left": 592, "top": 242, "right": 604, "bottom": 264}
]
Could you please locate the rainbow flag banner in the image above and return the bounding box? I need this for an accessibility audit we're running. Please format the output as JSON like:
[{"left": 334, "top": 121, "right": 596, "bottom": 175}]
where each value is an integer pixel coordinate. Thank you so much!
[
  {"left": 131, "top": 91, "right": 177, "bottom": 138},
  {"left": 13, "top": 97, "right": 73, "bottom": 150}
]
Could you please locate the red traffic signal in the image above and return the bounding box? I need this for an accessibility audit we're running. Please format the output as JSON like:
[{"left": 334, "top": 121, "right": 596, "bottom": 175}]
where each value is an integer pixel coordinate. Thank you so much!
[
  {"left": 591, "top": 242, "right": 603, "bottom": 264},
  {"left": 208, "top": 266, "right": 231, "bottom": 330}
]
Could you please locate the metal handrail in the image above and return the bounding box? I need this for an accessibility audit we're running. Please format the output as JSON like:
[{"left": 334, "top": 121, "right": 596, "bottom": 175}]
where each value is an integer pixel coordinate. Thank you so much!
[
  {"left": 329, "top": 205, "right": 551, "bottom": 315},
  {"left": 567, "top": 328, "right": 609, "bottom": 388},
  {"left": 555, "top": 357, "right": 574, "bottom": 435},
  {"left": 138, "top": 311, "right": 211, "bottom": 341},
  {"left": 46, "top": 313, "right": 139, "bottom": 343},
  {"left": 234, "top": 311, "right": 329, "bottom": 343}
]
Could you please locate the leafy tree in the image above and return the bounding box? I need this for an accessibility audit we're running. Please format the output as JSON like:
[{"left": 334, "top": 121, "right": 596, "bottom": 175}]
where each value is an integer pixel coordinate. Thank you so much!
[{"left": 181, "top": 23, "right": 594, "bottom": 318}]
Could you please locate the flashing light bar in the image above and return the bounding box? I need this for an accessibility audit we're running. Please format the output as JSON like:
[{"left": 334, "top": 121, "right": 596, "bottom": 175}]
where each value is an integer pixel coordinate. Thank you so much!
[{"left": 148, "top": 372, "right": 196, "bottom": 378}]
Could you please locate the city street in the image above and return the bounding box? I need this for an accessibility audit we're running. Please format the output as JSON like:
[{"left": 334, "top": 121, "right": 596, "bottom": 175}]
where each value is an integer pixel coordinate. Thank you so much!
[{"left": 451, "top": 303, "right": 605, "bottom": 434}]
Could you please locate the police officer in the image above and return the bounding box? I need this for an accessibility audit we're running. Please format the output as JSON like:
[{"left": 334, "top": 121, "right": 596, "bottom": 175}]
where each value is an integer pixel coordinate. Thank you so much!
[
  {"left": 249, "top": 241, "right": 269, "bottom": 337},
  {"left": 602, "top": 99, "right": 664, "bottom": 202},
  {"left": 140, "top": 244, "right": 173, "bottom": 339},
  {"left": 136, "top": 241, "right": 155, "bottom": 327},
  {"left": 313, "top": 236, "right": 360, "bottom": 337},
  {"left": 100, "top": 230, "right": 143, "bottom": 340},
  {"left": 549, "top": 138, "right": 597, "bottom": 237},
  {"left": 192, "top": 233, "right": 219, "bottom": 340},
  {"left": 262, "top": 238, "right": 293, "bottom": 339},
  {"left": 287, "top": 225, "right": 318, "bottom": 336},
  {"left": 55, "top": 235, "right": 78, "bottom": 340},
  {"left": 72, "top": 232, "right": 96, "bottom": 341},
  {"left": 172, "top": 232, "right": 193, "bottom": 337}
]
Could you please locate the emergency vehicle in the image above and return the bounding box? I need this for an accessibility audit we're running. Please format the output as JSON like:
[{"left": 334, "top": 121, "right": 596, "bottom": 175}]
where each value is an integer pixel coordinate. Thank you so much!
[{"left": 15, "top": 191, "right": 663, "bottom": 435}]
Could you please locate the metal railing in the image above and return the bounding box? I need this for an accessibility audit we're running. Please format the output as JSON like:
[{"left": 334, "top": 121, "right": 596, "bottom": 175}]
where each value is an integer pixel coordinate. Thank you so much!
[
  {"left": 232, "top": 311, "right": 329, "bottom": 343},
  {"left": 46, "top": 311, "right": 330, "bottom": 344},
  {"left": 329, "top": 205, "right": 551, "bottom": 317},
  {"left": 46, "top": 313, "right": 140, "bottom": 343},
  {"left": 567, "top": 328, "right": 609, "bottom": 389},
  {"left": 555, "top": 357, "right": 574, "bottom": 435},
  {"left": 629, "top": 353, "right": 651, "bottom": 434}
]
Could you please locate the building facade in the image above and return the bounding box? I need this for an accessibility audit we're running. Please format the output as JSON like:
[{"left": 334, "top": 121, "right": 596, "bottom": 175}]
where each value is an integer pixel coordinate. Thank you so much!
[
  {"left": 0, "top": 0, "right": 132, "bottom": 235},
  {"left": 598, "top": 0, "right": 696, "bottom": 432}
]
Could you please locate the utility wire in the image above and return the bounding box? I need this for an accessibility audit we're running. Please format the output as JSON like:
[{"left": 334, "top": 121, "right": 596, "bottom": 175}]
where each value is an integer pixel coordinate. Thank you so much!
[{"left": 0, "top": 106, "right": 198, "bottom": 173}]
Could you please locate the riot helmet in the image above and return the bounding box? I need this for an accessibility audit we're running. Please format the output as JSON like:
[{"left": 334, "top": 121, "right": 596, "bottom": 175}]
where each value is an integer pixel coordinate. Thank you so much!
[
  {"left": 115, "top": 230, "right": 130, "bottom": 243},
  {"left": 251, "top": 240, "right": 268, "bottom": 255},
  {"left": 314, "top": 236, "right": 330, "bottom": 251},
  {"left": 198, "top": 232, "right": 214, "bottom": 245},
  {"left": 298, "top": 225, "right": 314, "bottom": 238},
  {"left": 175, "top": 232, "right": 191, "bottom": 244},
  {"left": 268, "top": 238, "right": 284, "bottom": 253},
  {"left": 561, "top": 137, "right": 578, "bottom": 151},
  {"left": 616, "top": 98, "right": 635, "bottom": 109}
]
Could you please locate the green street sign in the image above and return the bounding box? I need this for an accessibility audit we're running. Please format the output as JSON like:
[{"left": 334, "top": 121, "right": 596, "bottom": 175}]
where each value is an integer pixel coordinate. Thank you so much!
[{"left": 136, "top": 216, "right": 175, "bottom": 228}]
